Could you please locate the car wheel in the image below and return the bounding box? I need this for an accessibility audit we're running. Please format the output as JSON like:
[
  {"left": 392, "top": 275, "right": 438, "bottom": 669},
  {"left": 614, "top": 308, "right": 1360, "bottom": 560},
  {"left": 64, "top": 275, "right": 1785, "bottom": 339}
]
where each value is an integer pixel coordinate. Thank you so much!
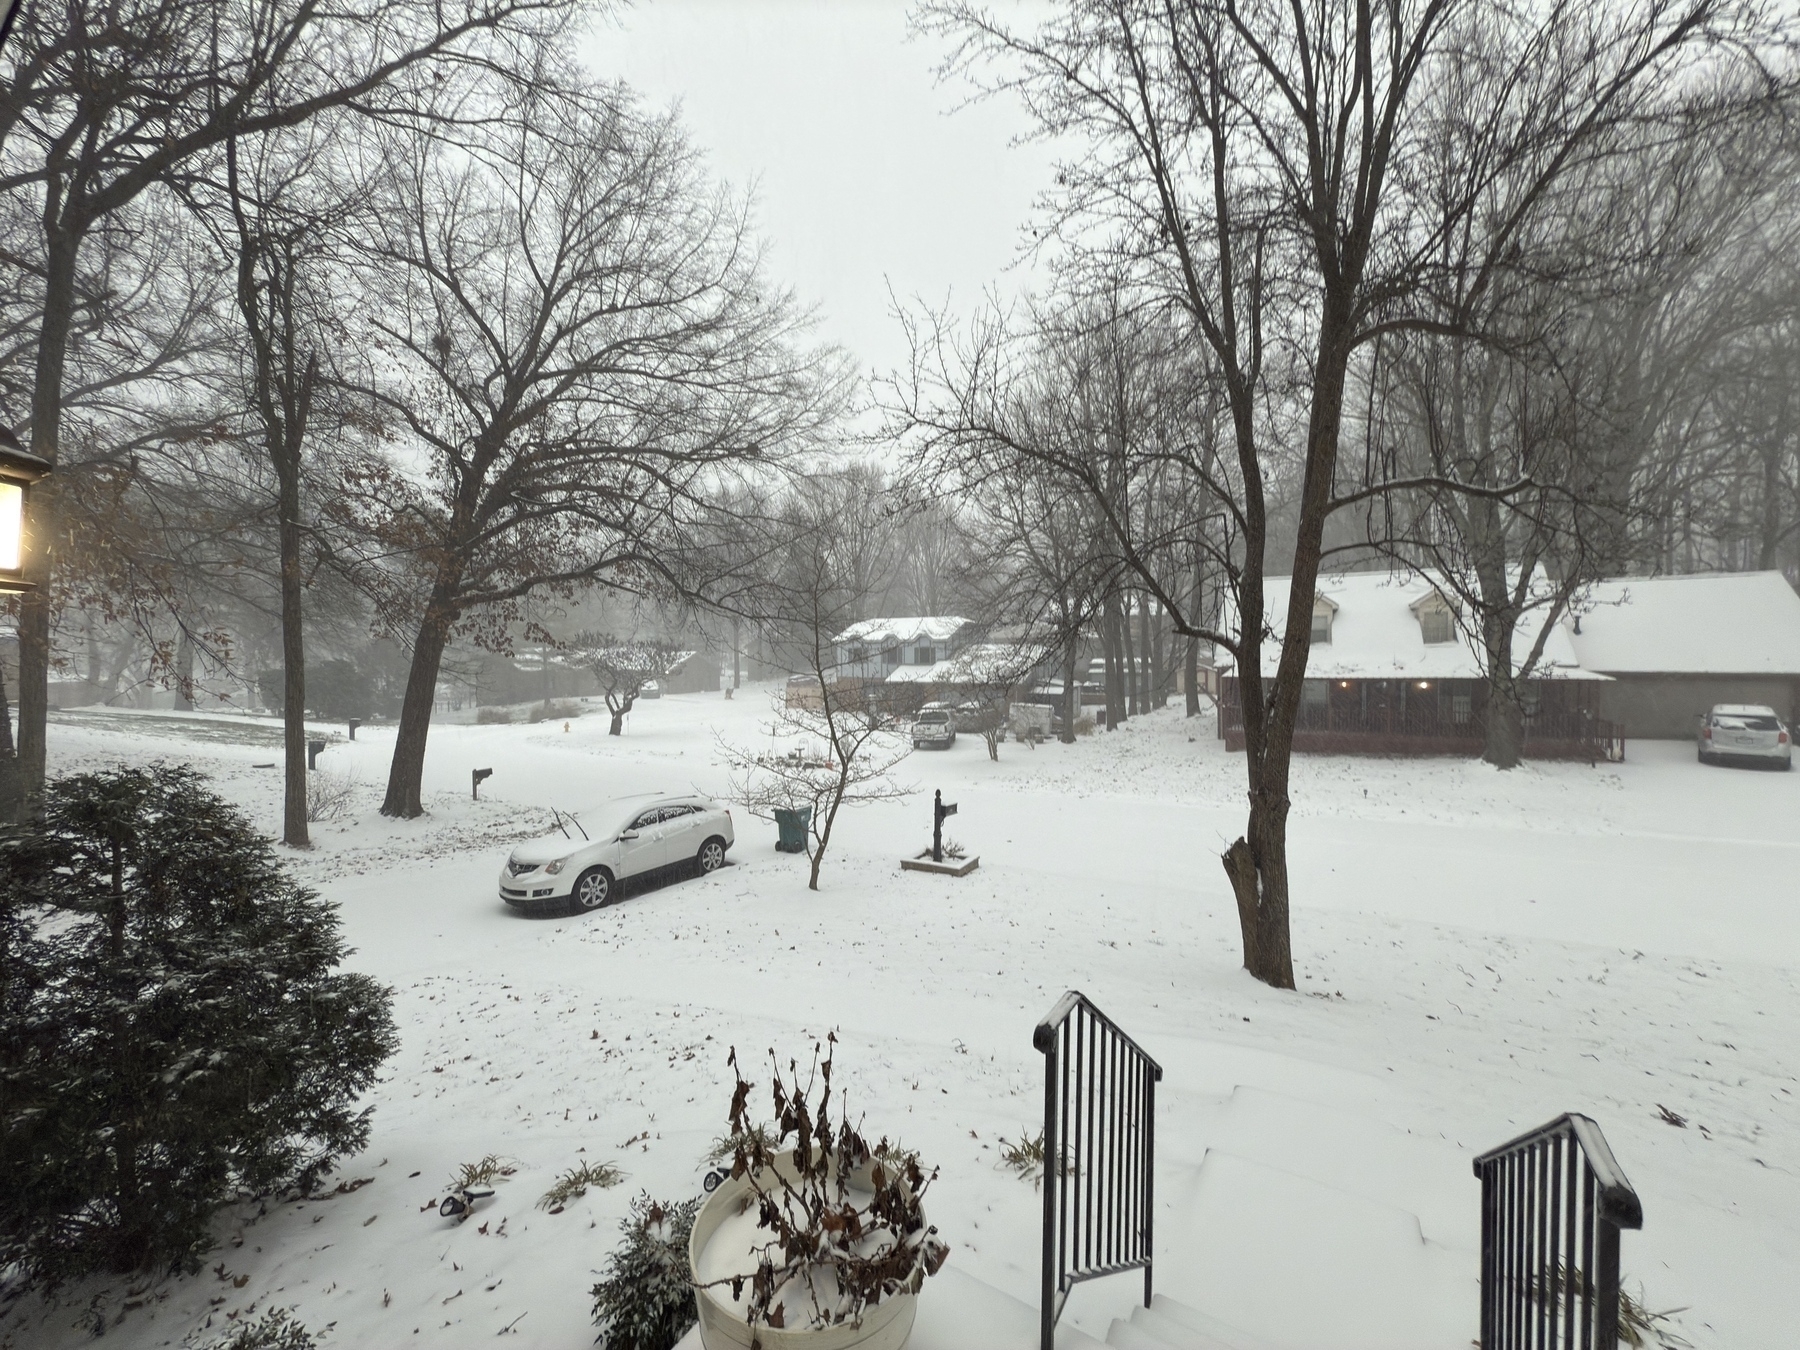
[
  {"left": 697, "top": 836, "right": 727, "bottom": 874},
  {"left": 572, "top": 866, "right": 614, "bottom": 910}
]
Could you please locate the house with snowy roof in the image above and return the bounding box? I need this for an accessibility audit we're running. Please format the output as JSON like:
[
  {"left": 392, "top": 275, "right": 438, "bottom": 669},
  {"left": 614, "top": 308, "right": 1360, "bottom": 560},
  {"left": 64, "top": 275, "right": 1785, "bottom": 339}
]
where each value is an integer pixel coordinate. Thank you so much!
[
  {"left": 1569, "top": 572, "right": 1800, "bottom": 737},
  {"left": 829, "top": 616, "right": 975, "bottom": 685},
  {"left": 1216, "top": 570, "right": 1619, "bottom": 760}
]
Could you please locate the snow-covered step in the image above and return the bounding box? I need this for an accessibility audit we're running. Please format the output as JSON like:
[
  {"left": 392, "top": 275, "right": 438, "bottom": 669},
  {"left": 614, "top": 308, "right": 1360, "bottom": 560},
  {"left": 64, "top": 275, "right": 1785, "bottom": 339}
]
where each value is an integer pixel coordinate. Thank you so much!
[
  {"left": 1107, "top": 1296, "right": 1280, "bottom": 1350},
  {"left": 1154, "top": 1151, "right": 1472, "bottom": 1350}
]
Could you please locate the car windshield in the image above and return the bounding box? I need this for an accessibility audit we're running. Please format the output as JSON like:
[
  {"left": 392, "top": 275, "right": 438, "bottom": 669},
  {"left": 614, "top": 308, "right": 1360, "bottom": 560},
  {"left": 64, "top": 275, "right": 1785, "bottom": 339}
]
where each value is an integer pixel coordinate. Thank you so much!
[
  {"left": 918, "top": 711, "right": 949, "bottom": 723},
  {"left": 1715, "top": 714, "right": 1780, "bottom": 731}
]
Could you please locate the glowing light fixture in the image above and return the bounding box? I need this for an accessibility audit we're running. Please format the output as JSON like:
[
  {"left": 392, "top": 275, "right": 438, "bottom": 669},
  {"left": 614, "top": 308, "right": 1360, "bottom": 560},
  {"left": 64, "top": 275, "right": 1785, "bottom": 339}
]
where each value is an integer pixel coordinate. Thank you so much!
[{"left": 0, "top": 427, "right": 51, "bottom": 592}]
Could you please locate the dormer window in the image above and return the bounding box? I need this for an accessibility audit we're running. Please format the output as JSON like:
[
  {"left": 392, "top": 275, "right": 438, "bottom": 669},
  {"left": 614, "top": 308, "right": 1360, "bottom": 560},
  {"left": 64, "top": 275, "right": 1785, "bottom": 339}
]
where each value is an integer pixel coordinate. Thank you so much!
[
  {"left": 1410, "top": 593, "right": 1458, "bottom": 645},
  {"left": 915, "top": 645, "right": 936, "bottom": 666},
  {"left": 1310, "top": 595, "right": 1337, "bottom": 645},
  {"left": 883, "top": 644, "right": 901, "bottom": 666}
]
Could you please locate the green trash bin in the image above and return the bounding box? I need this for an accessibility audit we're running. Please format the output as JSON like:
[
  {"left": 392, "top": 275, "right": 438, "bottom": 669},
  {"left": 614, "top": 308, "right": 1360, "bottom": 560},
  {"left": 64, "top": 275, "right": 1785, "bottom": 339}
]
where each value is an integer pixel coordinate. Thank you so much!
[{"left": 773, "top": 806, "right": 811, "bottom": 853}]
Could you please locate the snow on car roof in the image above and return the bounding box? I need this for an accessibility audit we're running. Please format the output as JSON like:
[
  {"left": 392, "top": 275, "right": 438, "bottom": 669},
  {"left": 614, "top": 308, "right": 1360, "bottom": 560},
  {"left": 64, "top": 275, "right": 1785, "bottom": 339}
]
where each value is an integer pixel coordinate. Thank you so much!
[
  {"left": 1571, "top": 572, "right": 1800, "bottom": 674},
  {"left": 1218, "top": 569, "right": 1597, "bottom": 681}
]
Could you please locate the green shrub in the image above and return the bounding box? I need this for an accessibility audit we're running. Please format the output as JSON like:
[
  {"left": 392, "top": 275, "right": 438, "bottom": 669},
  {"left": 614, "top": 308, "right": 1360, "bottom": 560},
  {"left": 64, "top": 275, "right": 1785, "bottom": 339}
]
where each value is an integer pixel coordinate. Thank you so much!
[
  {"left": 590, "top": 1193, "right": 701, "bottom": 1350},
  {"left": 475, "top": 706, "right": 517, "bottom": 725},
  {"left": 308, "top": 659, "right": 374, "bottom": 721},
  {"left": 0, "top": 765, "right": 397, "bottom": 1284}
]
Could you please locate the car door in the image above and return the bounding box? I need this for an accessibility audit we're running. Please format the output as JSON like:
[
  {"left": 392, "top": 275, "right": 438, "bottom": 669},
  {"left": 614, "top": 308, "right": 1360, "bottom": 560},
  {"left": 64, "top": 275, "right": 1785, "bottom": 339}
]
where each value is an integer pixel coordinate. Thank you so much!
[
  {"left": 659, "top": 803, "right": 702, "bottom": 865},
  {"left": 615, "top": 807, "right": 667, "bottom": 879}
]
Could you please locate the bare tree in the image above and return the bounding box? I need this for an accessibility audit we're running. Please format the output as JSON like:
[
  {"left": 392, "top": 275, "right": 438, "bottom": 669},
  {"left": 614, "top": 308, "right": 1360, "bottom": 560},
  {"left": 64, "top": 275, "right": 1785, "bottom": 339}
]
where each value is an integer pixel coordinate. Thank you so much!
[
  {"left": 336, "top": 80, "right": 842, "bottom": 818},
  {"left": 0, "top": 0, "right": 573, "bottom": 817},
  {"left": 725, "top": 504, "right": 914, "bottom": 890},
  {"left": 910, "top": 0, "right": 1761, "bottom": 988},
  {"left": 567, "top": 632, "right": 689, "bottom": 735}
]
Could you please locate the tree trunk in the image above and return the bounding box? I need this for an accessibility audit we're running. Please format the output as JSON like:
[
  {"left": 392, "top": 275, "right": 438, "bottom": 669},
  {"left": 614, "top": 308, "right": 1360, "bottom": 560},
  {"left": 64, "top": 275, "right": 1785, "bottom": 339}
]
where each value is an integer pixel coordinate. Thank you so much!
[
  {"left": 1217, "top": 309, "right": 1355, "bottom": 993},
  {"left": 608, "top": 709, "right": 625, "bottom": 735},
  {"left": 1221, "top": 784, "right": 1295, "bottom": 991},
  {"left": 1483, "top": 686, "right": 1524, "bottom": 769},
  {"left": 13, "top": 222, "right": 82, "bottom": 821},
  {"left": 1101, "top": 593, "right": 1125, "bottom": 728},
  {"left": 1120, "top": 594, "right": 1140, "bottom": 717},
  {"left": 0, "top": 662, "right": 20, "bottom": 822},
  {"left": 277, "top": 460, "right": 310, "bottom": 846},
  {"left": 1185, "top": 635, "right": 1200, "bottom": 717},
  {"left": 1060, "top": 638, "right": 1078, "bottom": 743},
  {"left": 382, "top": 595, "right": 457, "bottom": 818}
]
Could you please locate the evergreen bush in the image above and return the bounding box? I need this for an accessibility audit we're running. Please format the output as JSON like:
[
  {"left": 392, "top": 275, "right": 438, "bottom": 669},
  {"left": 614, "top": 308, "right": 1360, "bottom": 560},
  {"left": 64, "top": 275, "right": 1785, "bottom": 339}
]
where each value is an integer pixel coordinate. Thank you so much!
[
  {"left": 590, "top": 1192, "right": 701, "bottom": 1350},
  {"left": 0, "top": 765, "right": 397, "bottom": 1284}
]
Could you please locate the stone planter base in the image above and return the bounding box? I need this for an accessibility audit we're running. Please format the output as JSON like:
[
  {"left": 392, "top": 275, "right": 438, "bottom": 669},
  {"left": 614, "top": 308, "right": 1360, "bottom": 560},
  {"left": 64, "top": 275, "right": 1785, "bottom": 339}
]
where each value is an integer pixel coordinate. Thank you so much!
[{"left": 900, "top": 856, "right": 979, "bottom": 877}]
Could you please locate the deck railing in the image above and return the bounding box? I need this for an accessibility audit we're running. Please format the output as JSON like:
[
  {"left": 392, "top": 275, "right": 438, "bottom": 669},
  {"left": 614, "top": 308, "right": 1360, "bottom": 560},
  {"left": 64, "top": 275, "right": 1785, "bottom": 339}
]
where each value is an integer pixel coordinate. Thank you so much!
[
  {"left": 1473, "top": 1114, "right": 1643, "bottom": 1350},
  {"left": 1033, "top": 992, "right": 1162, "bottom": 1350}
]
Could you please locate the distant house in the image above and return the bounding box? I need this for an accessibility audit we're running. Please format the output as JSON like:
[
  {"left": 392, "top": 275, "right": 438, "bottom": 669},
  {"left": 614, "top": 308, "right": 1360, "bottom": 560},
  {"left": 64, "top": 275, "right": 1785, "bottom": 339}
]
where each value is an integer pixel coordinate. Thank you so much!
[
  {"left": 1216, "top": 571, "right": 1619, "bottom": 760},
  {"left": 662, "top": 650, "right": 721, "bottom": 695},
  {"left": 1569, "top": 572, "right": 1800, "bottom": 737},
  {"left": 830, "top": 616, "right": 975, "bottom": 685}
]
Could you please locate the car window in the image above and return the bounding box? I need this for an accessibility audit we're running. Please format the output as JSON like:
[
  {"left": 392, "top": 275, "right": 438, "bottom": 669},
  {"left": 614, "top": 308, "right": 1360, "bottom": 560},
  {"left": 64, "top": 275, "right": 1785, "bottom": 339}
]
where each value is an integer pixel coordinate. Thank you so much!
[
  {"left": 1717, "top": 714, "right": 1779, "bottom": 731},
  {"left": 659, "top": 805, "right": 695, "bottom": 822},
  {"left": 629, "top": 811, "right": 659, "bottom": 830}
]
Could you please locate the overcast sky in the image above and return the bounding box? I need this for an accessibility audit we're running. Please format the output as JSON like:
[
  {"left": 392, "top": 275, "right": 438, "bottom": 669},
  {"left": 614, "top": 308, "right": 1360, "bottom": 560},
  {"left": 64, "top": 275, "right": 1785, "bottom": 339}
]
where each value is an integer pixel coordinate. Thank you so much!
[{"left": 580, "top": 0, "right": 1059, "bottom": 385}]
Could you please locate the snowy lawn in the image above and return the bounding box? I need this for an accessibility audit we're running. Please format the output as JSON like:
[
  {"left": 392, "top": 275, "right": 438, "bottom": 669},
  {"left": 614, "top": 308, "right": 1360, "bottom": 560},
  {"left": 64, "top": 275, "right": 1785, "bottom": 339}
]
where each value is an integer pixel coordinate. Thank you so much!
[{"left": 4, "top": 690, "right": 1797, "bottom": 1350}]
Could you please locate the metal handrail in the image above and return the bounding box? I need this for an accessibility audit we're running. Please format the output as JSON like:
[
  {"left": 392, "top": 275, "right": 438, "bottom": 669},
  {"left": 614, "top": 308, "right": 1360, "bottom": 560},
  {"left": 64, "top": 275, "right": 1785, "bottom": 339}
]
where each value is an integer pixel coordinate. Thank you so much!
[
  {"left": 1473, "top": 1113, "right": 1643, "bottom": 1349},
  {"left": 1035, "top": 991, "right": 1163, "bottom": 1350}
]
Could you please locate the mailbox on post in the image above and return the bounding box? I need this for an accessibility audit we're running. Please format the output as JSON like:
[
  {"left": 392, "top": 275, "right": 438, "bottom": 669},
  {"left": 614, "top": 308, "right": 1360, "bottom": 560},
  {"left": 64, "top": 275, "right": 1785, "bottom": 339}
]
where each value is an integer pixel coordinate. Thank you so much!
[
  {"left": 932, "top": 790, "right": 957, "bottom": 863},
  {"left": 472, "top": 767, "right": 493, "bottom": 800}
]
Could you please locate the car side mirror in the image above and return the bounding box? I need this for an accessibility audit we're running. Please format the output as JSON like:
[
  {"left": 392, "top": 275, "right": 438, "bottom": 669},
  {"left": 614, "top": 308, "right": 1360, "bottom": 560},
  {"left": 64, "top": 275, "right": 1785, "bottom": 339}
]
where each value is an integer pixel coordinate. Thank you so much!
[{"left": 617, "top": 830, "right": 639, "bottom": 841}]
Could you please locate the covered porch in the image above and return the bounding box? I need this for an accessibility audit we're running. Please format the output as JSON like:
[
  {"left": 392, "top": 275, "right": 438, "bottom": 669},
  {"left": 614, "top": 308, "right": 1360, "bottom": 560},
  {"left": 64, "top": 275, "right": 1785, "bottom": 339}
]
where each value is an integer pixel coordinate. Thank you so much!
[{"left": 1218, "top": 676, "right": 1623, "bottom": 762}]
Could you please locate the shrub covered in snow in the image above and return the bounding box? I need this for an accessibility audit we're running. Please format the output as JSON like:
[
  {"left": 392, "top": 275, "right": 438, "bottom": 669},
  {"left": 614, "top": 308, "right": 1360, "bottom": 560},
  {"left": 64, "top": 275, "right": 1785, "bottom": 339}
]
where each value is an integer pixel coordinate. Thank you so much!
[
  {"left": 0, "top": 765, "right": 397, "bottom": 1284},
  {"left": 590, "top": 1192, "right": 702, "bottom": 1350},
  {"left": 196, "top": 1307, "right": 324, "bottom": 1350}
]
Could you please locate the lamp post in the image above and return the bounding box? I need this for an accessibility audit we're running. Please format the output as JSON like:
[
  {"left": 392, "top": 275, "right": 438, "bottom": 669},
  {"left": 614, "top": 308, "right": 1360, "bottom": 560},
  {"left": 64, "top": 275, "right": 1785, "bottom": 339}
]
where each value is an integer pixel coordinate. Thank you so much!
[{"left": 0, "top": 426, "right": 51, "bottom": 594}]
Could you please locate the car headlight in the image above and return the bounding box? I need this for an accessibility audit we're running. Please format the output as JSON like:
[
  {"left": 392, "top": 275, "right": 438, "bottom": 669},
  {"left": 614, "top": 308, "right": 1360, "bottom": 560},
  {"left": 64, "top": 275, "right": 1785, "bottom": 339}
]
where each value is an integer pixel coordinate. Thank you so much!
[{"left": 543, "top": 855, "right": 572, "bottom": 875}]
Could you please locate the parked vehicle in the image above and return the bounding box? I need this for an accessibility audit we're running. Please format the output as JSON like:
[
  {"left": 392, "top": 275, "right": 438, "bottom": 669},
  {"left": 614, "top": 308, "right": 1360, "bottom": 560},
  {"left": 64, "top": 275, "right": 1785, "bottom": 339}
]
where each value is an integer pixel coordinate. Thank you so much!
[
  {"left": 784, "top": 673, "right": 824, "bottom": 709},
  {"left": 639, "top": 680, "right": 662, "bottom": 700},
  {"left": 1697, "top": 704, "right": 1792, "bottom": 769},
  {"left": 912, "top": 707, "right": 956, "bottom": 749},
  {"left": 1009, "top": 702, "right": 1053, "bottom": 740},
  {"left": 499, "top": 793, "right": 734, "bottom": 913}
]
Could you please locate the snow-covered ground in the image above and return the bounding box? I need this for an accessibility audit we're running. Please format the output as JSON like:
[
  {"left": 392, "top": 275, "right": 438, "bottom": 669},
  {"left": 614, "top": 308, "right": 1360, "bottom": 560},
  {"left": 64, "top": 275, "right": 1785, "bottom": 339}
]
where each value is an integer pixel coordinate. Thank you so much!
[{"left": 5, "top": 690, "right": 1797, "bottom": 1350}]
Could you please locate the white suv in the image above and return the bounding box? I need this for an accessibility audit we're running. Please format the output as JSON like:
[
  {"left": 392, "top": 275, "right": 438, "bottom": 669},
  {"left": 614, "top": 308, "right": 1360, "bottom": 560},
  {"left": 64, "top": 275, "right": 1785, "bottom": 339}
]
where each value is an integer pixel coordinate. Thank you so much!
[
  {"left": 1698, "top": 705, "right": 1792, "bottom": 770},
  {"left": 500, "top": 793, "right": 734, "bottom": 913},
  {"left": 912, "top": 706, "right": 956, "bottom": 750}
]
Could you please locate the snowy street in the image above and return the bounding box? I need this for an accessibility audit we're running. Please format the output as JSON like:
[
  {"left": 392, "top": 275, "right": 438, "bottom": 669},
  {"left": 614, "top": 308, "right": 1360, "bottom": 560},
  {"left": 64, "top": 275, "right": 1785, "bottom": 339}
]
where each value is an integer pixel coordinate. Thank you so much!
[{"left": 8, "top": 691, "right": 1796, "bottom": 1350}]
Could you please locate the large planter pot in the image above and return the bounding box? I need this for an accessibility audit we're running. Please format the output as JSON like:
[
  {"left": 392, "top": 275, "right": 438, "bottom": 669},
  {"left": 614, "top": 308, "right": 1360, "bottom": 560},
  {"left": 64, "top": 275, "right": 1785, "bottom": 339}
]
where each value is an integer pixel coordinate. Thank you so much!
[{"left": 689, "top": 1155, "right": 922, "bottom": 1350}]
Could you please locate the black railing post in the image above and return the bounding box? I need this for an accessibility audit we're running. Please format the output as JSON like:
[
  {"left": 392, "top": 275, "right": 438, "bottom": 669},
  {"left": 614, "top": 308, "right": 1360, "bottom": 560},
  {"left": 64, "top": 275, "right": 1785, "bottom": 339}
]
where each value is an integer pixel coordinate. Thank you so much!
[
  {"left": 1035, "top": 992, "right": 1162, "bottom": 1350},
  {"left": 1040, "top": 1021, "right": 1058, "bottom": 1350},
  {"left": 1473, "top": 1114, "right": 1641, "bottom": 1350},
  {"left": 1142, "top": 1057, "right": 1155, "bottom": 1309}
]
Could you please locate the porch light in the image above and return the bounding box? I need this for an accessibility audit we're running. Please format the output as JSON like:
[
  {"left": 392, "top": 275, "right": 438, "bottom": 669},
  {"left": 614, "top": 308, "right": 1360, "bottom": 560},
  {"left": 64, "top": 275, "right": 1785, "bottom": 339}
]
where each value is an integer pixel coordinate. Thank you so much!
[
  {"left": 0, "top": 427, "right": 50, "bottom": 593},
  {"left": 1418, "top": 681, "right": 1430, "bottom": 689},
  {"left": 1339, "top": 681, "right": 1350, "bottom": 688}
]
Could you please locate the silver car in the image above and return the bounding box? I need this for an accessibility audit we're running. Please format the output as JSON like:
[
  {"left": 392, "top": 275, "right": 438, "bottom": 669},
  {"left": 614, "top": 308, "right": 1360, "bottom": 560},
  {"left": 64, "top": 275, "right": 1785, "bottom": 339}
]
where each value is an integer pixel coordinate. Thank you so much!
[
  {"left": 1698, "top": 704, "right": 1792, "bottom": 770},
  {"left": 499, "top": 793, "right": 734, "bottom": 913}
]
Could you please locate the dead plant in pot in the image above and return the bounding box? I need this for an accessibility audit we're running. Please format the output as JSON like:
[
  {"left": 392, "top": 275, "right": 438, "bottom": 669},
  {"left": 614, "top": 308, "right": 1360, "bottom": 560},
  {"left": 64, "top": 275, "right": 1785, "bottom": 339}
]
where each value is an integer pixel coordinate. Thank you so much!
[{"left": 693, "top": 1035, "right": 948, "bottom": 1339}]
